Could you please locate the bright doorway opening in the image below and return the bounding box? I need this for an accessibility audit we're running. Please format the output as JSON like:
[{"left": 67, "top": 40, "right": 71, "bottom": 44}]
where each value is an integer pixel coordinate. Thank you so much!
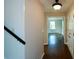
[{"left": 47, "top": 17, "right": 64, "bottom": 45}]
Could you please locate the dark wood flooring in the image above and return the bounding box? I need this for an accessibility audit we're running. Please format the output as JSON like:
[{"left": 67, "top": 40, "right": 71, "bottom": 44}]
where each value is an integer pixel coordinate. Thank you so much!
[{"left": 43, "top": 33, "right": 72, "bottom": 59}]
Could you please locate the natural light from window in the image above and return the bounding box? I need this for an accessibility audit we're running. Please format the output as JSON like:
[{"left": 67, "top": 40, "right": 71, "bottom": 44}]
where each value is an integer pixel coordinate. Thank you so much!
[
  {"left": 50, "top": 21, "right": 56, "bottom": 29},
  {"left": 49, "top": 35, "right": 56, "bottom": 45}
]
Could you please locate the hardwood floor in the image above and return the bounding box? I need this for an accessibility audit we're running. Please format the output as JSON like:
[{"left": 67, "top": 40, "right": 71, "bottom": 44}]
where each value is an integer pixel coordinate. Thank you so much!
[{"left": 43, "top": 33, "right": 72, "bottom": 59}]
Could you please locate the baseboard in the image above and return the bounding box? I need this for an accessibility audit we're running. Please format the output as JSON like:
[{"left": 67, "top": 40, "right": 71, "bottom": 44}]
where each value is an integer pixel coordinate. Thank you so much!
[
  {"left": 41, "top": 52, "right": 45, "bottom": 59},
  {"left": 44, "top": 43, "right": 48, "bottom": 45},
  {"left": 64, "top": 43, "right": 74, "bottom": 58}
]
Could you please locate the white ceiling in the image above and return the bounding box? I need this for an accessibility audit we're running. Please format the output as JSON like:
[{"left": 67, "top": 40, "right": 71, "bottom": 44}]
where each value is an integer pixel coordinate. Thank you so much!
[{"left": 40, "top": 0, "right": 74, "bottom": 13}]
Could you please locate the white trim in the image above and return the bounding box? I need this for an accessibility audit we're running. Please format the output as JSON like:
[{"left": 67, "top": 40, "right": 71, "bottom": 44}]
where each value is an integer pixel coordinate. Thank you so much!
[
  {"left": 43, "top": 43, "right": 48, "bottom": 45},
  {"left": 41, "top": 52, "right": 45, "bottom": 59}
]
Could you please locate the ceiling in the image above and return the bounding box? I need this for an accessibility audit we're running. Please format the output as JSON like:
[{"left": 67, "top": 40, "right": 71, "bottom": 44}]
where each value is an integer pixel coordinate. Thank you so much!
[{"left": 40, "top": 0, "right": 74, "bottom": 13}]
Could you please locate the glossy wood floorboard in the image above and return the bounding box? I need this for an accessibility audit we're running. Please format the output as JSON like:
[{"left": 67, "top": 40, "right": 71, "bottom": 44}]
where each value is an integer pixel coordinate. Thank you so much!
[{"left": 43, "top": 33, "right": 72, "bottom": 59}]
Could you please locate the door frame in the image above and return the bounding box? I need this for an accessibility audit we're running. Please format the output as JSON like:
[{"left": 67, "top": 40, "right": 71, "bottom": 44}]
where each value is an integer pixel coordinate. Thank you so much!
[{"left": 46, "top": 16, "right": 66, "bottom": 44}]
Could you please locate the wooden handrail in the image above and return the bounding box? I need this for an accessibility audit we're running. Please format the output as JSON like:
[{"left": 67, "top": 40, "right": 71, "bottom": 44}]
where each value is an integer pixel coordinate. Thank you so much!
[{"left": 4, "top": 26, "right": 26, "bottom": 45}]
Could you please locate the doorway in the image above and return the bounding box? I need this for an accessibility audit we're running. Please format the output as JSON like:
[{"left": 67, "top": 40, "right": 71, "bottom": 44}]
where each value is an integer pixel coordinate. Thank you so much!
[{"left": 47, "top": 17, "right": 64, "bottom": 45}]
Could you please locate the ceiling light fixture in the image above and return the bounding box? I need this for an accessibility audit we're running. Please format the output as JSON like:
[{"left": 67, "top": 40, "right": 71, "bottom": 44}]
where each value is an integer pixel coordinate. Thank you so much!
[{"left": 52, "top": 0, "right": 62, "bottom": 10}]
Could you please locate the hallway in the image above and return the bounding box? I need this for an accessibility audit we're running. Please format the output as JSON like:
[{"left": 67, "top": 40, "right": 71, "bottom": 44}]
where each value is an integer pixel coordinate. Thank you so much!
[
  {"left": 43, "top": 33, "right": 72, "bottom": 59},
  {"left": 4, "top": 0, "right": 74, "bottom": 59}
]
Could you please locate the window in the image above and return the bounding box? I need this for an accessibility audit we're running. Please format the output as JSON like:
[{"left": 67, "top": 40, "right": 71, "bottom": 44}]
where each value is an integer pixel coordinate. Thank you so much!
[{"left": 50, "top": 21, "right": 56, "bottom": 29}]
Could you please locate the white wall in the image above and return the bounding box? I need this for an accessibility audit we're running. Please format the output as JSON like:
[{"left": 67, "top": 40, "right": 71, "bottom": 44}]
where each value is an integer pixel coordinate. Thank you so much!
[
  {"left": 66, "top": 5, "right": 74, "bottom": 57},
  {"left": 25, "top": 0, "right": 45, "bottom": 59},
  {"left": 4, "top": 57, "right": 7, "bottom": 59},
  {"left": 4, "top": 31, "right": 25, "bottom": 59},
  {"left": 4, "top": 0, "right": 25, "bottom": 40},
  {"left": 4, "top": 0, "right": 25, "bottom": 59}
]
